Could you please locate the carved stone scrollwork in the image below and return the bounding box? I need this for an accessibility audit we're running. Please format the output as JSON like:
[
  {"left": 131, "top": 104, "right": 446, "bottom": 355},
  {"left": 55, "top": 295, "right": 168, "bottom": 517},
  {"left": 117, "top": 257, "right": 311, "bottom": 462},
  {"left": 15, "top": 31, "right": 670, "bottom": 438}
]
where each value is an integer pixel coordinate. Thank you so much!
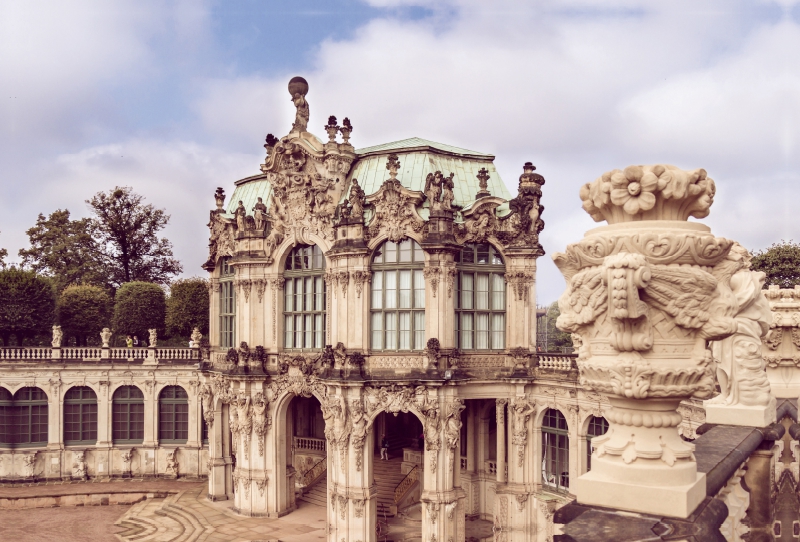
[
  {"left": 505, "top": 271, "right": 533, "bottom": 302},
  {"left": 495, "top": 162, "right": 545, "bottom": 253},
  {"left": 423, "top": 266, "right": 441, "bottom": 298},
  {"left": 353, "top": 498, "right": 365, "bottom": 518},
  {"left": 365, "top": 154, "right": 425, "bottom": 243},
  {"left": 254, "top": 279, "right": 268, "bottom": 303},
  {"left": 352, "top": 271, "right": 371, "bottom": 298},
  {"left": 252, "top": 392, "right": 269, "bottom": 457},
  {"left": 200, "top": 384, "right": 214, "bottom": 428},
  {"left": 337, "top": 271, "right": 350, "bottom": 297},
  {"left": 510, "top": 397, "right": 535, "bottom": 467},
  {"left": 444, "top": 266, "right": 457, "bottom": 299}
]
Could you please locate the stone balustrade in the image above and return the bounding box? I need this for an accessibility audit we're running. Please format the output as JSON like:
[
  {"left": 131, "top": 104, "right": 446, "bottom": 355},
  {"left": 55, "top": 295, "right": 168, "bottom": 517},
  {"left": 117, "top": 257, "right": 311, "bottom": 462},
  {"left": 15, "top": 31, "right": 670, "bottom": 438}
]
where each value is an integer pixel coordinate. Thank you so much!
[
  {"left": 0, "top": 346, "right": 200, "bottom": 363},
  {"left": 293, "top": 436, "right": 326, "bottom": 453},
  {"left": 537, "top": 354, "right": 576, "bottom": 371}
]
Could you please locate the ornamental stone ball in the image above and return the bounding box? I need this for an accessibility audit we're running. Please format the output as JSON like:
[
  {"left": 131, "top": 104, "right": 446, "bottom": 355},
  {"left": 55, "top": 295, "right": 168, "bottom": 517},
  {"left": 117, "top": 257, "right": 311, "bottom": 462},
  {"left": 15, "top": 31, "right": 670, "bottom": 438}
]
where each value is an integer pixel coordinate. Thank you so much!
[{"left": 287, "top": 76, "right": 309, "bottom": 97}]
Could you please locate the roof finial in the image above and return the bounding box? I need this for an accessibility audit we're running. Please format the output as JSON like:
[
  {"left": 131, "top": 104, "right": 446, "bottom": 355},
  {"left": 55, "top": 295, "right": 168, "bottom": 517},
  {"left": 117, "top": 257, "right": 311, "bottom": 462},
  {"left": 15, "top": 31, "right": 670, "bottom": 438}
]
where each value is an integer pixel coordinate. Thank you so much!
[
  {"left": 476, "top": 167, "right": 491, "bottom": 199},
  {"left": 386, "top": 154, "right": 401, "bottom": 180},
  {"left": 288, "top": 76, "right": 309, "bottom": 132}
]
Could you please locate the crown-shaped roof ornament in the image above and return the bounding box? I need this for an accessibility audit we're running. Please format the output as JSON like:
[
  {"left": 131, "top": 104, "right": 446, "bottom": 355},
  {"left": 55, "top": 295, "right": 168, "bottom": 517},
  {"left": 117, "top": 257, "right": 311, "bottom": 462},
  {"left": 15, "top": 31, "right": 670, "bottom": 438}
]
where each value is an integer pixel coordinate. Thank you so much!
[{"left": 386, "top": 154, "right": 400, "bottom": 180}]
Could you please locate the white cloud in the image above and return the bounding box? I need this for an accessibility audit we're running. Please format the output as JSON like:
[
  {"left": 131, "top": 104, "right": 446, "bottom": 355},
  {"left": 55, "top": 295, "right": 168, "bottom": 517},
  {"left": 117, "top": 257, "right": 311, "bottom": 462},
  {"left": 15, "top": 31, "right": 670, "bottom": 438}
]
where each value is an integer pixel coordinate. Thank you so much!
[{"left": 3, "top": 0, "right": 798, "bottom": 306}]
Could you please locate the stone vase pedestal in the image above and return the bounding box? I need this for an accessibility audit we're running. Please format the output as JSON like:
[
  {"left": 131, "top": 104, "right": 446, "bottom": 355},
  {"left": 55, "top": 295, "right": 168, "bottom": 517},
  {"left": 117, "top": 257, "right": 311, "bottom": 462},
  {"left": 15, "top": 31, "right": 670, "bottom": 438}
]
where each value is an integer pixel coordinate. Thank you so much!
[
  {"left": 554, "top": 165, "right": 740, "bottom": 519},
  {"left": 703, "top": 397, "right": 776, "bottom": 427}
]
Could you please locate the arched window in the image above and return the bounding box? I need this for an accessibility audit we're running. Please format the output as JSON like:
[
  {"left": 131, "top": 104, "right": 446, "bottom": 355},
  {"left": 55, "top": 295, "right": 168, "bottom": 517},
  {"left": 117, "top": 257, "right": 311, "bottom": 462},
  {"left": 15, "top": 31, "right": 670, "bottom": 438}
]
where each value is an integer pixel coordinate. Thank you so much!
[
  {"left": 219, "top": 257, "right": 236, "bottom": 348},
  {"left": 159, "top": 386, "right": 188, "bottom": 443},
  {"left": 542, "top": 408, "right": 569, "bottom": 492},
  {"left": 586, "top": 416, "right": 608, "bottom": 471},
  {"left": 113, "top": 386, "right": 144, "bottom": 443},
  {"left": 64, "top": 387, "right": 97, "bottom": 445},
  {"left": 455, "top": 243, "right": 505, "bottom": 350},
  {"left": 371, "top": 239, "right": 425, "bottom": 350},
  {"left": 0, "top": 388, "right": 12, "bottom": 447},
  {"left": 284, "top": 244, "right": 326, "bottom": 349}
]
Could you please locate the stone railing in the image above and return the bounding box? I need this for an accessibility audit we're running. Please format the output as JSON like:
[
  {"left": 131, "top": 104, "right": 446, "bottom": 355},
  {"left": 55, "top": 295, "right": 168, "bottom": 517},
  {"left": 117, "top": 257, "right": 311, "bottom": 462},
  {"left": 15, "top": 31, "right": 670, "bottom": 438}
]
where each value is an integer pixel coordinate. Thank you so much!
[
  {"left": 394, "top": 465, "right": 419, "bottom": 504},
  {"left": 0, "top": 346, "right": 199, "bottom": 363},
  {"left": 298, "top": 455, "right": 327, "bottom": 488},
  {"left": 294, "top": 436, "right": 326, "bottom": 453},
  {"left": 537, "top": 353, "right": 577, "bottom": 370},
  {"left": 0, "top": 347, "right": 52, "bottom": 361}
]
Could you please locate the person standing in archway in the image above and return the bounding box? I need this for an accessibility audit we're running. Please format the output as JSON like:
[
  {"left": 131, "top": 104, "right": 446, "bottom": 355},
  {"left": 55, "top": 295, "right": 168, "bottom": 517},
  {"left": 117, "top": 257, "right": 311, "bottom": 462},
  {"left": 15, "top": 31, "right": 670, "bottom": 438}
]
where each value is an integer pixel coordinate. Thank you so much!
[{"left": 380, "top": 434, "right": 389, "bottom": 460}]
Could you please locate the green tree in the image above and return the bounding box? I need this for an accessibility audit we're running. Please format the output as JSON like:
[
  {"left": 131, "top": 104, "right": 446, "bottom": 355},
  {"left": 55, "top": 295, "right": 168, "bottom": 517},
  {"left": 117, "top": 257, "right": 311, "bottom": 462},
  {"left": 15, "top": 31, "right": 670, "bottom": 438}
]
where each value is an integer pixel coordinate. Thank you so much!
[
  {"left": 112, "top": 281, "right": 167, "bottom": 343},
  {"left": 166, "top": 278, "right": 209, "bottom": 339},
  {"left": 538, "top": 301, "right": 573, "bottom": 352},
  {"left": 18, "top": 209, "right": 102, "bottom": 292},
  {"left": 57, "top": 285, "right": 112, "bottom": 346},
  {"left": 751, "top": 240, "right": 800, "bottom": 289},
  {"left": 87, "top": 187, "right": 182, "bottom": 289},
  {"left": 0, "top": 268, "right": 56, "bottom": 345}
]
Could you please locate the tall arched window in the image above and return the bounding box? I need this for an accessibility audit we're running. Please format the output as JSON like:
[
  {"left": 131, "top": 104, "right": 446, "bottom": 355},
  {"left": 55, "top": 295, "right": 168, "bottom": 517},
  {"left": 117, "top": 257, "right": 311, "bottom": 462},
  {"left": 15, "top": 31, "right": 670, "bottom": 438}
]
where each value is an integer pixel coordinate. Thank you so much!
[
  {"left": 159, "top": 386, "right": 188, "bottom": 443},
  {"left": 455, "top": 243, "right": 505, "bottom": 350},
  {"left": 586, "top": 415, "right": 608, "bottom": 471},
  {"left": 219, "top": 257, "right": 236, "bottom": 348},
  {"left": 542, "top": 408, "right": 569, "bottom": 492},
  {"left": 64, "top": 387, "right": 97, "bottom": 445},
  {"left": 284, "top": 244, "right": 326, "bottom": 349},
  {"left": 371, "top": 239, "right": 425, "bottom": 350},
  {"left": 113, "top": 386, "right": 144, "bottom": 443},
  {"left": 0, "top": 388, "right": 11, "bottom": 447}
]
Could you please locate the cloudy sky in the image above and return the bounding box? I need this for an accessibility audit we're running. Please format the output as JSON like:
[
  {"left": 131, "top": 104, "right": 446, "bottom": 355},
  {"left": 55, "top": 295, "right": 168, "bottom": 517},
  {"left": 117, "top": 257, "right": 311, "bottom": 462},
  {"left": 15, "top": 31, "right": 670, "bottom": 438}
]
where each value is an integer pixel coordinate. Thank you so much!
[{"left": 2, "top": 0, "right": 799, "bottom": 304}]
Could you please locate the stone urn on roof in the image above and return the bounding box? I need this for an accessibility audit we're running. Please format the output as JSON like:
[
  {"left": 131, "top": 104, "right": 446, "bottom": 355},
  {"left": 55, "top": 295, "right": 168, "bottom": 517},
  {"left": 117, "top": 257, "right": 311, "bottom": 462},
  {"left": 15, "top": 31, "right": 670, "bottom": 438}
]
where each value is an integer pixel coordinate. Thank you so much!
[{"left": 553, "top": 164, "right": 745, "bottom": 518}]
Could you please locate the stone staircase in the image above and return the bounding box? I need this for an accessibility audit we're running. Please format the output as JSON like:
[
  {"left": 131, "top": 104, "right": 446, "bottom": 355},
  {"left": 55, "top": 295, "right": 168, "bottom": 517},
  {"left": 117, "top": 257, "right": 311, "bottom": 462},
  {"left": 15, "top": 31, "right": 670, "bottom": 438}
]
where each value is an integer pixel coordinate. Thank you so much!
[
  {"left": 114, "top": 491, "right": 210, "bottom": 541},
  {"left": 297, "top": 455, "right": 412, "bottom": 518}
]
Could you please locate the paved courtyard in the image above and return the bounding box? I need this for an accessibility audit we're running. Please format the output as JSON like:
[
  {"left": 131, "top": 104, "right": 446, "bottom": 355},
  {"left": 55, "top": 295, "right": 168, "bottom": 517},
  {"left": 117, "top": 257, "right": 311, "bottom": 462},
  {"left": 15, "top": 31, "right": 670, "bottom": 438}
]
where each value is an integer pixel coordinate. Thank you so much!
[{"left": 0, "top": 479, "right": 492, "bottom": 542}]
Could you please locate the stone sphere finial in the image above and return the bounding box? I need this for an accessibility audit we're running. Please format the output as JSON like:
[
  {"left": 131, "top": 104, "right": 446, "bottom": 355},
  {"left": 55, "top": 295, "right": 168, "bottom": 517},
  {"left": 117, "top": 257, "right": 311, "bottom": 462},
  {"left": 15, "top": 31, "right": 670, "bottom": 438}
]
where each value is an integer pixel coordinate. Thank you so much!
[{"left": 288, "top": 76, "right": 309, "bottom": 97}]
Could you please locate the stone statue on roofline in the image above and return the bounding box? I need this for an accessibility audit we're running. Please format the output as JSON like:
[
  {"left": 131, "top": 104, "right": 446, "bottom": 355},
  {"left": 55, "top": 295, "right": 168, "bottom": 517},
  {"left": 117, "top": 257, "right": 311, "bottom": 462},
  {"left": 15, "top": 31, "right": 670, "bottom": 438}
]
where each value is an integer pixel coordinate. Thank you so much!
[
  {"left": 252, "top": 197, "right": 267, "bottom": 230},
  {"left": 289, "top": 76, "right": 310, "bottom": 132},
  {"left": 348, "top": 179, "right": 365, "bottom": 221},
  {"left": 235, "top": 200, "right": 247, "bottom": 231}
]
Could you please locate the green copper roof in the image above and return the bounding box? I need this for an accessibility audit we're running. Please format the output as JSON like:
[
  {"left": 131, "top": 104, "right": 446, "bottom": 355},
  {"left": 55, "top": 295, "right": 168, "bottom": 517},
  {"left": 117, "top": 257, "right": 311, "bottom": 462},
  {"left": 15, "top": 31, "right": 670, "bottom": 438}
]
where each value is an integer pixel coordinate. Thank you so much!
[
  {"left": 226, "top": 174, "right": 273, "bottom": 218},
  {"left": 348, "top": 139, "right": 511, "bottom": 214},
  {"left": 356, "top": 137, "right": 495, "bottom": 160}
]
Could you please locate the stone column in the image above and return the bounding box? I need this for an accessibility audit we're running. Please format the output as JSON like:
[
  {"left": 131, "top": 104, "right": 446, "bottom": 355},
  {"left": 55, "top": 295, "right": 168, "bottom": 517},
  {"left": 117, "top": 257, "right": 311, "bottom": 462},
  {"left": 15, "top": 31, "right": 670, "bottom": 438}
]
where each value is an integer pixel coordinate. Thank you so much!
[
  {"left": 496, "top": 399, "right": 506, "bottom": 484},
  {"left": 554, "top": 164, "right": 739, "bottom": 518},
  {"left": 208, "top": 278, "right": 220, "bottom": 348},
  {"left": 207, "top": 398, "right": 228, "bottom": 500},
  {"left": 466, "top": 403, "right": 476, "bottom": 472}
]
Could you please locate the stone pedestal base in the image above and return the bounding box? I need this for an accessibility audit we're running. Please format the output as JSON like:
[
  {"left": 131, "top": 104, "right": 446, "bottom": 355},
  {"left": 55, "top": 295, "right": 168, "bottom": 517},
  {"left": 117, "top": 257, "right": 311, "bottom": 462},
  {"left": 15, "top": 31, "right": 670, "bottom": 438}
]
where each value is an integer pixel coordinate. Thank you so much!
[
  {"left": 703, "top": 396, "right": 776, "bottom": 427},
  {"left": 574, "top": 470, "right": 706, "bottom": 519}
]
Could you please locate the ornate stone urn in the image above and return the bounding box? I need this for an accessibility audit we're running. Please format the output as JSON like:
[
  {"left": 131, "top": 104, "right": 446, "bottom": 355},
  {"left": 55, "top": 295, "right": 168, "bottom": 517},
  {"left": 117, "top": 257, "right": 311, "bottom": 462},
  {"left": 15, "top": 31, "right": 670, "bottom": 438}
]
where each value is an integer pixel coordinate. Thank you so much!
[{"left": 553, "top": 165, "right": 739, "bottom": 518}]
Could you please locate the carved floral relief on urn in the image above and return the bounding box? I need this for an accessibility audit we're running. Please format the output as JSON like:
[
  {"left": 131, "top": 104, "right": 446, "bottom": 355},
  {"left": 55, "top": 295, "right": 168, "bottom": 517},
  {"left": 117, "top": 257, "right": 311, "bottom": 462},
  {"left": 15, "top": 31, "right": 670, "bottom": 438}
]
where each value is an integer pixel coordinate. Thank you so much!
[{"left": 553, "top": 164, "right": 740, "bottom": 518}]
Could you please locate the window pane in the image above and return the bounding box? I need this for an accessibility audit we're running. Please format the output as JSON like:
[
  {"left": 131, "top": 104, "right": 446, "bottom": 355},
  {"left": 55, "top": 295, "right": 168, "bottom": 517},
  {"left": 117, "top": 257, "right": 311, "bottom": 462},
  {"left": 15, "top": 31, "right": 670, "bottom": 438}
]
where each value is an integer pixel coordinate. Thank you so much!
[
  {"left": 315, "top": 315, "right": 324, "bottom": 348},
  {"left": 285, "top": 279, "right": 293, "bottom": 311},
  {"left": 304, "top": 277, "right": 313, "bottom": 311},
  {"left": 414, "top": 311, "right": 425, "bottom": 350},
  {"left": 385, "top": 271, "right": 397, "bottom": 309},
  {"left": 385, "top": 242, "right": 397, "bottom": 263},
  {"left": 399, "top": 240, "right": 412, "bottom": 262},
  {"left": 304, "top": 314, "right": 313, "bottom": 348},
  {"left": 399, "top": 270, "right": 411, "bottom": 308},
  {"left": 476, "top": 313, "right": 489, "bottom": 349},
  {"left": 399, "top": 312, "right": 411, "bottom": 349},
  {"left": 371, "top": 272, "right": 383, "bottom": 309},
  {"left": 492, "top": 314, "right": 505, "bottom": 349},
  {"left": 460, "top": 313, "right": 473, "bottom": 349},
  {"left": 413, "top": 270, "right": 425, "bottom": 308},
  {"left": 461, "top": 246, "right": 474, "bottom": 263},
  {"left": 315, "top": 277, "right": 324, "bottom": 311},
  {"left": 285, "top": 315, "right": 293, "bottom": 348},
  {"left": 413, "top": 241, "right": 424, "bottom": 262},
  {"left": 461, "top": 273, "right": 473, "bottom": 310},
  {"left": 476, "top": 273, "right": 489, "bottom": 310},
  {"left": 477, "top": 244, "right": 490, "bottom": 264},
  {"left": 385, "top": 312, "right": 397, "bottom": 349},
  {"left": 295, "top": 315, "right": 303, "bottom": 347},
  {"left": 371, "top": 312, "right": 383, "bottom": 350},
  {"left": 491, "top": 274, "right": 505, "bottom": 310}
]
